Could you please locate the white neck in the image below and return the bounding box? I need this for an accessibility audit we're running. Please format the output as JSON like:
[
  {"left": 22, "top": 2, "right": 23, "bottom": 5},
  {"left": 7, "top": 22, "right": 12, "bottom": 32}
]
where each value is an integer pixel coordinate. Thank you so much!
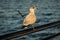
[{"left": 29, "top": 10, "right": 35, "bottom": 15}]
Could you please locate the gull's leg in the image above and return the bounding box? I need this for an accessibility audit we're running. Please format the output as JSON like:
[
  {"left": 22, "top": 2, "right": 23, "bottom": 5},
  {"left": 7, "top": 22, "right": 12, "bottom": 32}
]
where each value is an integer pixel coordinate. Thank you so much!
[{"left": 32, "top": 24, "right": 35, "bottom": 30}]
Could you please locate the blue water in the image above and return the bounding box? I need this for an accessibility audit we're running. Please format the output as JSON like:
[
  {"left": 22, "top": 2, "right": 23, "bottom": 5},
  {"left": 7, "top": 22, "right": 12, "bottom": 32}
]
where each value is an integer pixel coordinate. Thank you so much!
[{"left": 0, "top": 0, "right": 60, "bottom": 40}]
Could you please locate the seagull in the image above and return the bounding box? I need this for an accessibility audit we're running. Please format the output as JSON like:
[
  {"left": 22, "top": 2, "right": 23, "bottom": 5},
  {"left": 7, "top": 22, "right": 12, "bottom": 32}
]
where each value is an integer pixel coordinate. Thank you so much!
[{"left": 22, "top": 6, "right": 37, "bottom": 30}]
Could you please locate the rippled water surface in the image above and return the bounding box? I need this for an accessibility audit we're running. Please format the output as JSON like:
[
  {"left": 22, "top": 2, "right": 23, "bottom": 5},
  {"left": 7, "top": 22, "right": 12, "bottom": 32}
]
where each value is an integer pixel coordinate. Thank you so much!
[{"left": 0, "top": 0, "right": 60, "bottom": 40}]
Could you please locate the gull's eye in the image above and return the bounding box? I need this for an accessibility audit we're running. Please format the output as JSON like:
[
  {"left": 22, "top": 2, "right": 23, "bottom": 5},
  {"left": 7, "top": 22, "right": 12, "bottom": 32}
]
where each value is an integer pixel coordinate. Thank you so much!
[{"left": 32, "top": 7, "right": 35, "bottom": 9}]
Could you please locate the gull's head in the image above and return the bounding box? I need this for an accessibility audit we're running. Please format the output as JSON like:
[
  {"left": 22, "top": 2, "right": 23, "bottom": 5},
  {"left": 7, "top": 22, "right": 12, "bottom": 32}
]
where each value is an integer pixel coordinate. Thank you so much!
[{"left": 29, "top": 6, "right": 38, "bottom": 12}]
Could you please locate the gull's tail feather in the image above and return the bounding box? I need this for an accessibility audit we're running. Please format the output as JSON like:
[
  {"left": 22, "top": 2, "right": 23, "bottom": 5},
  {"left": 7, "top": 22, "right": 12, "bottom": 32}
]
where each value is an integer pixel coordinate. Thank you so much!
[
  {"left": 17, "top": 10, "right": 27, "bottom": 18},
  {"left": 17, "top": 10, "right": 24, "bottom": 17}
]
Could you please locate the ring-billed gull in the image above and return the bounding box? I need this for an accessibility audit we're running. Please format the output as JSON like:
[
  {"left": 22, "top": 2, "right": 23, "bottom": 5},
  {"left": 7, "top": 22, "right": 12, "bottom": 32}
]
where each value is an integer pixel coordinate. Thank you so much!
[{"left": 22, "top": 6, "right": 37, "bottom": 30}]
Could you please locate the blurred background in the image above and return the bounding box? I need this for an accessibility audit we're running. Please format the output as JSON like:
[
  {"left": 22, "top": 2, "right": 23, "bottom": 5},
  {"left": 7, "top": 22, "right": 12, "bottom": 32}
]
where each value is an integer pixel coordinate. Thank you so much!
[{"left": 0, "top": 0, "right": 60, "bottom": 40}]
